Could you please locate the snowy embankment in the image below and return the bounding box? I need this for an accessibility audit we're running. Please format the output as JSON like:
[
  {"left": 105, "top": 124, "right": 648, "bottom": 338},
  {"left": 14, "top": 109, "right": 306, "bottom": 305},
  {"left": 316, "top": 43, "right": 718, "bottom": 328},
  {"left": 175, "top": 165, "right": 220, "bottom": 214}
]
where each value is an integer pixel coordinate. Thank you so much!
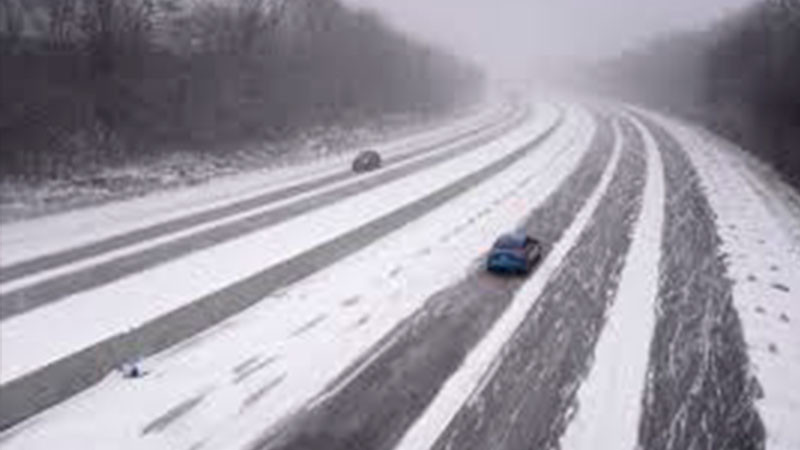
[
  {"left": 654, "top": 115, "right": 800, "bottom": 450},
  {"left": 0, "top": 100, "right": 502, "bottom": 224},
  {"left": 0, "top": 103, "right": 591, "bottom": 449}
]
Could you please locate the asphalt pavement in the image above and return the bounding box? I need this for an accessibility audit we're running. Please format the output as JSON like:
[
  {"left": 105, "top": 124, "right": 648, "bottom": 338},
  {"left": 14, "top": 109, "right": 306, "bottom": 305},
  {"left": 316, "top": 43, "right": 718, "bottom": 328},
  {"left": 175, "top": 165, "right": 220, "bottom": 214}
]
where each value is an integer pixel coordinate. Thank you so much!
[{"left": 634, "top": 114, "right": 764, "bottom": 450}]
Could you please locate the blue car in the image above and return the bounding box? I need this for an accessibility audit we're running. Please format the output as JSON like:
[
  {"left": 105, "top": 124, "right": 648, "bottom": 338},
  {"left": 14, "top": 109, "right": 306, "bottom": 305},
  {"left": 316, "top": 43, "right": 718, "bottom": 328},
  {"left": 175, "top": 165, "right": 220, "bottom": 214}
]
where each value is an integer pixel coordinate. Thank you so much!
[{"left": 487, "top": 232, "right": 543, "bottom": 275}]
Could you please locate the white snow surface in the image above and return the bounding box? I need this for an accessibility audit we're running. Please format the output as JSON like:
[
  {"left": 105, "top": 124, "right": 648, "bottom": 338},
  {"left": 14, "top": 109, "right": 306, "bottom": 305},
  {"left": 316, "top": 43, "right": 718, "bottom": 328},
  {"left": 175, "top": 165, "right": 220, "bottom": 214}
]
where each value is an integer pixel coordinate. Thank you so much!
[
  {"left": 0, "top": 103, "right": 553, "bottom": 386},
  {"left": 558, "top": 115, "right": 665, "bottom": 450},
  {"left": 0, "top": 104, "right": 598, "bottom": 450},
  {"left": 654, "top": 114, "right": 800, "bottom": 450},
  {"left": 394, "top": 113, "right": 623, "bottom": 450}
]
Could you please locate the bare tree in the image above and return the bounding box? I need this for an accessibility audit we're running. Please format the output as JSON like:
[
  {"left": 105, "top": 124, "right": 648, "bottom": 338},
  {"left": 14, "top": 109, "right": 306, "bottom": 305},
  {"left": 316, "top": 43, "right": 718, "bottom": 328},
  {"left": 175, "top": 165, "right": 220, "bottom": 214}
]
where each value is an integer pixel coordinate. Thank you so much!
[
  {"left": 0, "top": 0, "right": 483, "bottom": 180},
  {"left": 0, "top": 0, "right": 25, "bottom": 48}
]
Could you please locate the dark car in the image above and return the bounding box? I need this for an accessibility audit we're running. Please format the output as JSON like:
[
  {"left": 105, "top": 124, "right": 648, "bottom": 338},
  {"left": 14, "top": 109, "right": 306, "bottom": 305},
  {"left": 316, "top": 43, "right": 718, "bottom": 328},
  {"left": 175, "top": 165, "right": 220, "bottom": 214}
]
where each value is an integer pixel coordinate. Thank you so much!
[
  {"left": 352, "top": 150, "right": 382, "bottom": 173},
  {"left": 487, "top": 232, "right": 543, "bottom": 274}
]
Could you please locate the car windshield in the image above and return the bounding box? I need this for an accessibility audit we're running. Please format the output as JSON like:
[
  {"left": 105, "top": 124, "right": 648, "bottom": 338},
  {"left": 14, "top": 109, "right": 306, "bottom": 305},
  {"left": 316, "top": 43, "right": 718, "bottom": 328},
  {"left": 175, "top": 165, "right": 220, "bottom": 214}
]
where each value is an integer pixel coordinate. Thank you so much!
[{"left": 494, "top": 234, "right": 526, "bottom": 249}]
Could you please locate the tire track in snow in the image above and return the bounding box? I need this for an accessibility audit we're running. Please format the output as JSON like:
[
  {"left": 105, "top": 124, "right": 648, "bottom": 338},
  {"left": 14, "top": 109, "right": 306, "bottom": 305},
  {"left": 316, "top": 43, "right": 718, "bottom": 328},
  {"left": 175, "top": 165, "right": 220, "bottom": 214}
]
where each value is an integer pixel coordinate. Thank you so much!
[
  {"left": 0, "top": 109, "right": 560, "bottom": 432},
  {"left": 557, "top": 113, "right": 665, "bottom": 450},
  {"left": 250, "top": 114, "right": 614, "bottom": 450},
  {"left": 417, "top": 116, "right": 646, "bottom": 450},
  {"left": 141, "top": 393, "right": 207, "bottom": 435},
  {"left": 0, "top": 106, "right": 528, "bottom": 320},
  {"left": 633, "top": 114, "right": 764, "bottom": 450}
]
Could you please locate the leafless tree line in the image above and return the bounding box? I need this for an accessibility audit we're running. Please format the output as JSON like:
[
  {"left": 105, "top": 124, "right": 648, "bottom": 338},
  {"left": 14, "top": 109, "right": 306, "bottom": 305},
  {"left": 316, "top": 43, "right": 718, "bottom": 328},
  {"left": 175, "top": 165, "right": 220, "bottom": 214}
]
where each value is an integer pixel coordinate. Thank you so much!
[
  {"left": 592, "top": 0, "right": 800, "bottom": 187},
  {"left": 704, "top": 0, "right": 800, "bottom": 186},
  {"left": 0, "top": 0, "right": 484, "bottom": 180}
]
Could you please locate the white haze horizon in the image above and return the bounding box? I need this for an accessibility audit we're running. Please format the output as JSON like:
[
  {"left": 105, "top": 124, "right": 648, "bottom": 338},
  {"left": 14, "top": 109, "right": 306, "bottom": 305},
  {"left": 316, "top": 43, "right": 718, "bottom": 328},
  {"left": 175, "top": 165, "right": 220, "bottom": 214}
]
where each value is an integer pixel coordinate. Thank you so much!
[{"left": 343, "top": 0, "right": 760, "bottom": 78}]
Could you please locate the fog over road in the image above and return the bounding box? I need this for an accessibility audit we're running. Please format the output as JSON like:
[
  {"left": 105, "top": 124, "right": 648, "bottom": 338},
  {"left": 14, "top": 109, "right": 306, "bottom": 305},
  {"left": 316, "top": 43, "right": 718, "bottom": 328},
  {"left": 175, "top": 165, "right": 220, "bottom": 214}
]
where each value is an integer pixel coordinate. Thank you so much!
[
  {"left": 1, "top": 98, "right": 797, "bottom": 450},
  {"left": 345, "top": 0, "right": 760, "bottom": 75}
]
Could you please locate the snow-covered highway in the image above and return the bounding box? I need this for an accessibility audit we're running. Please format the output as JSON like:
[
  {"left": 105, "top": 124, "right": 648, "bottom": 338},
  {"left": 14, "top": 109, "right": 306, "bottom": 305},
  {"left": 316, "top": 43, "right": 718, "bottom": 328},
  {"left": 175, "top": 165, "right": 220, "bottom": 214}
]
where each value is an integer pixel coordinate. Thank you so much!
[{"left": 0, "top": 99, "right": 797, "bottom": 450}]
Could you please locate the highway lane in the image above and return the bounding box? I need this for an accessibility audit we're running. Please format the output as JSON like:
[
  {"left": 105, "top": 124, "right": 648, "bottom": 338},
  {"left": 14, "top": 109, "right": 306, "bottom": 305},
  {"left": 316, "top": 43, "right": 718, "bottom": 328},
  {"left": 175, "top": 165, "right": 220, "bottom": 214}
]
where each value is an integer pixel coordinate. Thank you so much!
[
  {"left": 409, "top": 115, "right": 646, "bottom": 450},
  {"left": 252, "top": 113, "right": 614, "bottom": 450},
  {"left": 634, "top": 114, "right": 764, "bottom": 450},
  {"left": 0, "top": 105, "right": 562, "bottom": 432},
  {"left": 0, "top": 104, "right": 531, "bottom": 320}
]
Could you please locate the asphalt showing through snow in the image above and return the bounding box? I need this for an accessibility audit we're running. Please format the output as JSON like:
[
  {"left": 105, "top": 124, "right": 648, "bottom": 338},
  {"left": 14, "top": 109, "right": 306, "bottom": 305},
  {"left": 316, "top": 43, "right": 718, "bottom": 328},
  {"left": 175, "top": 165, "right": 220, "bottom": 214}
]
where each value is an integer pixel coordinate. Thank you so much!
[
  {"left": 0, "top": 109, "right": 560, "bottom": 432},
  {"left": 0, "top": 106, "right": 528, "bottom": 320},
  {"left": 634, "top": 114, "right": 764, "bottom": 450},
  {"left": 425, "top": 116, "right": 646, "bottom": 450},
  {"left": 252, "top": 113, "right": 615, "bottom": 450}
]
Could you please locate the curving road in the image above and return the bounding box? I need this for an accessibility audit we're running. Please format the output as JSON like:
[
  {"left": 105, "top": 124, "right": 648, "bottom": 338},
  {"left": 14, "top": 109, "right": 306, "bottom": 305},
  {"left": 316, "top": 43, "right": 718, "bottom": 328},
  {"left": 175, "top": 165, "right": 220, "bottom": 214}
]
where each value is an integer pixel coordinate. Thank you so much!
[{"left": 1, "top": 99, "right": 796, "bottom": 450}]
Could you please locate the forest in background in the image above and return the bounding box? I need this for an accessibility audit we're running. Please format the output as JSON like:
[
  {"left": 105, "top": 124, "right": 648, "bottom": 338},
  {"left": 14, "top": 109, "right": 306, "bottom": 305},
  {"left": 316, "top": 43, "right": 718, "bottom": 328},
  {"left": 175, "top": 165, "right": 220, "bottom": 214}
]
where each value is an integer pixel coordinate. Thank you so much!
[
  {"left": 592, "top": 0, "right": 800, "bottom": 188},
  {"left": 0, "top": 0, "right": 484, "bottom": 181}
]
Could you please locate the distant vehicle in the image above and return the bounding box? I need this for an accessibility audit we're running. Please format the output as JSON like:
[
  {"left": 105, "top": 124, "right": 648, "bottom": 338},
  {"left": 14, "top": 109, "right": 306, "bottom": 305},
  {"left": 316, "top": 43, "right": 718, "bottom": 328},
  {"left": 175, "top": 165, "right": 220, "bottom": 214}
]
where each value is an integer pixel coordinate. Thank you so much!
[
  {"left": 487, "top": 232, "right": 543, "bottom": 275},
  {"left": 352, "top": 150, "right": 382, "bottom": 173}
]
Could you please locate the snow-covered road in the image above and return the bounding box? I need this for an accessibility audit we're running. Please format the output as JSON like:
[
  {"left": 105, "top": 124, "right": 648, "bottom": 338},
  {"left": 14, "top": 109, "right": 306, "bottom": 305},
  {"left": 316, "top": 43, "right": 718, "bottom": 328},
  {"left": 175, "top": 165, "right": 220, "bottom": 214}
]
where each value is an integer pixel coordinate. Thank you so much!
[{"left": 0, "top": 98, "right": 797, "bottom": 450}]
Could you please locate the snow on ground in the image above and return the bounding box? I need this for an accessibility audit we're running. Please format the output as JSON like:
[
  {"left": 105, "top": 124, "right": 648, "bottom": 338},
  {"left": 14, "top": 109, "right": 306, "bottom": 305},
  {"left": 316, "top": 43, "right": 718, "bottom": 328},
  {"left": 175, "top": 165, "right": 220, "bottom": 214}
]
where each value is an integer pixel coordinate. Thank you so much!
[
  {"left": 0, "top": 103, "right": 552, "bottom": 386},
  {"left": 0, "top": 101, "right": 510, "bottom": 267},
  {"left": 558, "top": 114, "right": 665, "bottom": 449},
  {"left": 394, "top": 115, "right": 623, "bottom": 450},
  {"left": 655, "top": 114, "right": 800, "bottom": 450},
  {"left": 0, "top": 105, "right": 594, "bottom": 449}
]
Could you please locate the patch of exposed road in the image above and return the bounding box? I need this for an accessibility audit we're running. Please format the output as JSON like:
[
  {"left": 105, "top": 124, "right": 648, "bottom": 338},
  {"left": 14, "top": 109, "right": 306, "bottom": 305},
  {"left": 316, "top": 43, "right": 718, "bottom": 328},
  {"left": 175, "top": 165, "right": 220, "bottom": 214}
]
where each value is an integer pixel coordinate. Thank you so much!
[{"left": 634, "top": 115, "right": 764, "bottom": 450}]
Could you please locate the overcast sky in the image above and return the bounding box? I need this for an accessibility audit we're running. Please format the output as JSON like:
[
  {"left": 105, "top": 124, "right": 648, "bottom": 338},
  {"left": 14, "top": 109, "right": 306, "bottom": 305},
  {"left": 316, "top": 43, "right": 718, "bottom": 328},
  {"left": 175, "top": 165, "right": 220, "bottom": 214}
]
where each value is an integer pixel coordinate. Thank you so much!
[{"left": 343, "top": 0, "right": 759, "bottom": 76}]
